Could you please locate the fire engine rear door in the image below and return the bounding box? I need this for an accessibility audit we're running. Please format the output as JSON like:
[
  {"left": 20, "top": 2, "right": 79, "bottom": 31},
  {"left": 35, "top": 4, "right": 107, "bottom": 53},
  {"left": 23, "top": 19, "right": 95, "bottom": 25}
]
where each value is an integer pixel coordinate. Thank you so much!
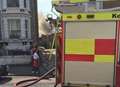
[{"left": 64, "top": 21, "right": 116, "bottom": 86}]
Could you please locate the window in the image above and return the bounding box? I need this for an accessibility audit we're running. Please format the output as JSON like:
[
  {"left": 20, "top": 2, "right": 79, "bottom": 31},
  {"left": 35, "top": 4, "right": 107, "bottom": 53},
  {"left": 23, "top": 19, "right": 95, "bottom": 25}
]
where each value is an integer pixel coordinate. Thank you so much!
[
  {"left": 87, "top": 2, "right": 97, "bottom": 11},
  {"left": 8, "top": 19, "right": 21, "bottom": 39},
  {"left": 7, "top": 0, "right": 19, "bottom": 7},
  {"left": 103, "top": 1, "right": 120, "bottom": 9},
  {"left": 0, "top": 31, "right": 1, "bottom": 40},
  {"left": 24, "top": 0, "right": 27, "bottom": 8},
  {"left": 0, "top": 20, "right": 1, "bottom": 40},
  {"left": 8, "top": 50, "right": 31, "bottom": 55},
  {"left": 25, "top": 20, "right": 28, "bottom": 38}
]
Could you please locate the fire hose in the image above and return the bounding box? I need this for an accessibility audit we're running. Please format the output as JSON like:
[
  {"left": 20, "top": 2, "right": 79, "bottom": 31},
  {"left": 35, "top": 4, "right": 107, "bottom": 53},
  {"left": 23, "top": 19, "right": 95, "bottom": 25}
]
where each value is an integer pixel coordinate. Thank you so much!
[{"left": 14, "top": 67, "right": 55, "bottom": 87}]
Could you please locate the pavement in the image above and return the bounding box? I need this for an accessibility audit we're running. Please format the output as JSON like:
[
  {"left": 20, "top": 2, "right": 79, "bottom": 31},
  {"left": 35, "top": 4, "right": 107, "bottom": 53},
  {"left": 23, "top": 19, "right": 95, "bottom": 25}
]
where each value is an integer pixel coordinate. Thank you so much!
[{"left": 0, "top": 76, "right": 56, "bottom": 87}]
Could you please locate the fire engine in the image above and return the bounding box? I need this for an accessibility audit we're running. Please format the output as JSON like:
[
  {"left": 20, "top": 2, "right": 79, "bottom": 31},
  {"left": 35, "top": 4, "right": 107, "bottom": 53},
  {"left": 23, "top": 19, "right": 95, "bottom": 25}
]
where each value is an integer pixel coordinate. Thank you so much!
[{"left": 52, "top": 0, "right": 120, "bottom": 87}]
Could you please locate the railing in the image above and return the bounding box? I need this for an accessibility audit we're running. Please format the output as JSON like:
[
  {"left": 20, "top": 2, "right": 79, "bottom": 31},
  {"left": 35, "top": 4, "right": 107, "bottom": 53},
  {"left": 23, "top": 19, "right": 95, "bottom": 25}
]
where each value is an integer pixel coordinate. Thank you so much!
[
  {"left": 0, "top": 49, "right": 31, "bottom": 56},
  {"left": 0, "top": 55, "right": 31, "bottom": 65}
]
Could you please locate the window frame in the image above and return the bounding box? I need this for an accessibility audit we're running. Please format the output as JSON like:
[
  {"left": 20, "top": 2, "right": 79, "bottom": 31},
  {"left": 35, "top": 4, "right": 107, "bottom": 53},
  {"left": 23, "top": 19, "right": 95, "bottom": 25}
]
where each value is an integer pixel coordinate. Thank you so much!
[
  {"left": 7, "top": 0, "right": 19, "bottom": 7},
  {"left": 24, "top": 0, "right": 27, "bottom": 8},
  {"left": 7, "top": 19, "right": 21, "bottom": 39},
  {"left": 25, "top": 19, "right": 28, "bottom": 38}
]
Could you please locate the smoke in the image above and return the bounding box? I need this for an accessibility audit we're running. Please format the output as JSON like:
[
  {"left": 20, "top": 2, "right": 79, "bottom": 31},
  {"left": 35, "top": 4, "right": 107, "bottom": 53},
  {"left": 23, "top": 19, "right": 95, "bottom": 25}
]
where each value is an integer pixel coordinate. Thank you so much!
[{"left": 38, "top": 12, "right": 52, "bottom": 37}]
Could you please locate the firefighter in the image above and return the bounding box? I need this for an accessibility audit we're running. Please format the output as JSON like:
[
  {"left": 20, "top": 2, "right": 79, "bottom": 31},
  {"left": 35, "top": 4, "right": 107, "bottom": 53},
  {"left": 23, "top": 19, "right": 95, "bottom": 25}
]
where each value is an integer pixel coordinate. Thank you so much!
[{"left": 31, "top": 47, "right": 40, "bottom": 75}]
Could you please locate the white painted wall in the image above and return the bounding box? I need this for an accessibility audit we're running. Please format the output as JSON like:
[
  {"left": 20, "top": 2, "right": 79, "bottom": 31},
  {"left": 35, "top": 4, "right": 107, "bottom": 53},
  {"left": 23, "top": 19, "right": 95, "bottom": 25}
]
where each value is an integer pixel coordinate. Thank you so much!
[
  {"left": 26, "top": 0, "right": 30, "bottom": 10},
  {"left": 0, "top": 0, "right": 2, "bottom": 10},
  {"left": 27, "top": 18, "right": 31, "bottom": 39},
  {"left": 1, "top": 0, "right": 30, "bottom": 10},
  {"left": 2, "top": 0, "right": 7, "bottom": 9},
  {"left": 0, "top": 0, "right": 31, "bottom": 40},
  {"left": 19, "top": 0, "right": 24, "bottom": 9},
  {"left": 21, "top": 17, "right": 26, "bottom": 39},
  {"left": 0, "top": 0, "right": 32, "bottom": 53},
  {"left": 3, "top": 18, "right": 9, "bottom": 39}
]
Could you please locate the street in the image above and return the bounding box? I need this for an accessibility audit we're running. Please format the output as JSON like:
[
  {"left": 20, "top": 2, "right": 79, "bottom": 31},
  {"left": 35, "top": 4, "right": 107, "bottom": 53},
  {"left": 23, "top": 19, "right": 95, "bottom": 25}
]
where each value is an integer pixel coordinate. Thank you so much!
[
  {"left": 0, "top": 54, "right": 55, "bottom": 87},
  {"left": 8, "top": 54, "right": 55, "bottom": 76}
]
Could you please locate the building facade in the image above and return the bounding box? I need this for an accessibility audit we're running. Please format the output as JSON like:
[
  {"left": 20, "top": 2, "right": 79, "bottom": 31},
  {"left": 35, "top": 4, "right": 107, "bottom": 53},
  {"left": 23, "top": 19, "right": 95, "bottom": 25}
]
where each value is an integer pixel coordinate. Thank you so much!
[{"left": 0, "top": 0, "right": 38, "bottom": 56}]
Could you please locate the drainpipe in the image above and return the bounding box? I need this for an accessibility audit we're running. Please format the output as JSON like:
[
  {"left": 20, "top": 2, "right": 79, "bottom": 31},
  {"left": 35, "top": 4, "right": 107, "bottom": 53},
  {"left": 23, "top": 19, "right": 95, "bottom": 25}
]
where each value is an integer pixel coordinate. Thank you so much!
[
  {"left": 31, "top": 0, "right": 39, "bottom": 47},
  {"left": 0, "top": 4, "right": 1, "bottom": 40}
]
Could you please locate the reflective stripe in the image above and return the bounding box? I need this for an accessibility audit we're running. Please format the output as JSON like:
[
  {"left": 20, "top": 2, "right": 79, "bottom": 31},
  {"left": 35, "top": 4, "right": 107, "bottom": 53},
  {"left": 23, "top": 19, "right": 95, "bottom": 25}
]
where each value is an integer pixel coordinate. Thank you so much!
[
  {"left": 95, "top": 39, "right": 115, "bottom": 55},
  {"left": 70, "top": 0, "right": 89, "bottom": 3},
  {"left": 62, "top": 12, "right": 120, "bottom": 21},
  {"left": 69, "top": 0, "right": 114, "bottom": 3},
  {"left": 95, "top": 55, "right": 114, "bottom": 63},
  {"left": 65, "top": 39, "right": 95, "bottom": 54},
  {"left": 65, "top": 54, "right": 114, "bottom": 62},
  {"left": 52, "top": 0, "right": 115, "bottom": 4},
  {"left": 65, "top": 39, "right": 115, "bottom": 62},
  {"left": 65, "top": 54, "right": 94, "bottom": 62}
]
